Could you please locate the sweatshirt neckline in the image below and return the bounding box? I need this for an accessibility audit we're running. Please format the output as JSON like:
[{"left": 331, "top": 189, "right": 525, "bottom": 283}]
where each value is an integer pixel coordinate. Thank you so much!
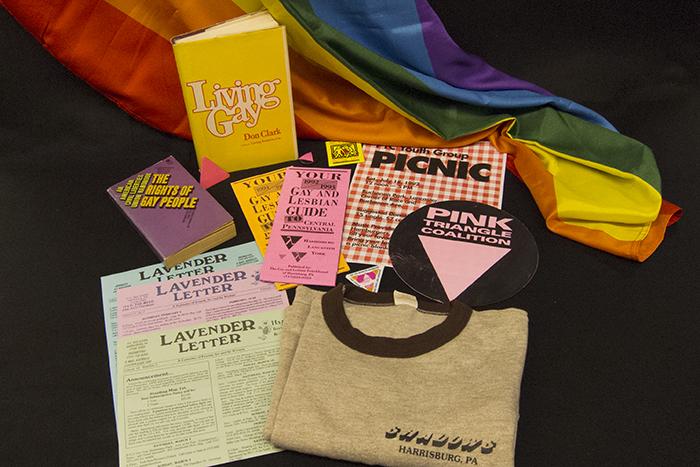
[{"left": 321, "top": 285, "right": 472, "bottom": 358}]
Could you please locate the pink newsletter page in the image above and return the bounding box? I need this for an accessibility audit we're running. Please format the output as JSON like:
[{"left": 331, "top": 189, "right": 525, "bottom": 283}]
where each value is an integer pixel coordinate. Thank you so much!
[
  {"left": 260, "top": 167, "right": 351, "bottom": 286},
  {"left": 116, "top": 263, "right": 288, "bottom": 338}
]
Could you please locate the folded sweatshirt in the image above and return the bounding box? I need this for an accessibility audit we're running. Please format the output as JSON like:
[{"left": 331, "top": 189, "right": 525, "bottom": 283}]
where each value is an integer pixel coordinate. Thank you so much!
[{"left": 265, "top": 285, "right": 528, "bottom": 466}]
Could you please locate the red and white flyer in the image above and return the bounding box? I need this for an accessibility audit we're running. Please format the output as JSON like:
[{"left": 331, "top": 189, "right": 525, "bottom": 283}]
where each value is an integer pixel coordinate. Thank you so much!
[
  {"left": 261, "top": 167, "right": 352, "bottom": 286},
  {"left": 342, "top": 142, "right": 507, "bottom": 265}
]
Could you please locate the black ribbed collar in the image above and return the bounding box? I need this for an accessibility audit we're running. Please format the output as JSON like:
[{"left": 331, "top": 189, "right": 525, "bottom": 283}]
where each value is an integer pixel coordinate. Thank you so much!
[{"left": 321, "top": 285, "right": 472, "bottom": 358}]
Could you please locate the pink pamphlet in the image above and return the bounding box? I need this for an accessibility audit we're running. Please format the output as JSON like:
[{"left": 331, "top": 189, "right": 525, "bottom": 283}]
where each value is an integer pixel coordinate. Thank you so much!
[{"left": 260, "top": 167, "right": 351, "bottom": 286}]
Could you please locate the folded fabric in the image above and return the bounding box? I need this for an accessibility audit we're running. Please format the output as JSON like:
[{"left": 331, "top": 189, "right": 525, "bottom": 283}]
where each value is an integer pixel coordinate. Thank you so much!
[
  {"left": 265, "top": 286, "right": 528, "bottom": 466},
  {"left": 2, "top": 0, "right": 681, "bottom": 260}
]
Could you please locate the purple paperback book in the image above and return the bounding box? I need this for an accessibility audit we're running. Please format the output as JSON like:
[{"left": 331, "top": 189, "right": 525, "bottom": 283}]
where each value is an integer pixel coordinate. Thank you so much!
[{"left": 107, "top": 156, "right": 234, "bottom": 266}]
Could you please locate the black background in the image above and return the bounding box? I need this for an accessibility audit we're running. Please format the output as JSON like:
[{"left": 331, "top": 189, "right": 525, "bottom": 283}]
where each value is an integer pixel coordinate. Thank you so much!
[{"left": 1, "top": 1, "right": 698, "bottom": 466}]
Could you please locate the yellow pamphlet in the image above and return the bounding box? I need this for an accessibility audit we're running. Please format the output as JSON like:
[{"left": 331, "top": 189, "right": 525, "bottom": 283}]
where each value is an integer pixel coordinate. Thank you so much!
[
  {"left": 172, "top": 11, "right": 298, "bottom": 172},
  {"left": 231, "top": 167, "right": 350, "bottom": 290}
]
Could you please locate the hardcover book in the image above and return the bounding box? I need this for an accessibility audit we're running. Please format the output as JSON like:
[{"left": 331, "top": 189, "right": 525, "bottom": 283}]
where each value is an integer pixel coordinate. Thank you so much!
[
  {"left": 172, "top": 11, "right": 298, "bottom": 172},
  {"left": 107, "top": 156, "right": 236, "bottom": 268}
]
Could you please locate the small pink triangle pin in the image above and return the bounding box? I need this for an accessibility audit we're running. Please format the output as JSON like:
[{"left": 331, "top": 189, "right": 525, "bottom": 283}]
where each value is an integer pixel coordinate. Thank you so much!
[
  {"left": 346, "top": 265, "right": 385, "bottom": 292},
  {"left": 199, "top": 157, "right": 230, "bottom": 189},
  {"left": 298, "top": 151, "right": 314, "bottom": 164}
]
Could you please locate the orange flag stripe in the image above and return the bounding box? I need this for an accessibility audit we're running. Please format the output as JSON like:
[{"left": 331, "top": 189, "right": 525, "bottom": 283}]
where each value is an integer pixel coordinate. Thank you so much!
[{"left": 105, "top": 0, "right": 243, "bottom": 41}]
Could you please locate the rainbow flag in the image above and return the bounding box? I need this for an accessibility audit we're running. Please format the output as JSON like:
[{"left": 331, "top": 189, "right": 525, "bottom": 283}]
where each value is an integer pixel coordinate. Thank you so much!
[{"left": 2, "top": 0, "right": 680, "bottom": 261}]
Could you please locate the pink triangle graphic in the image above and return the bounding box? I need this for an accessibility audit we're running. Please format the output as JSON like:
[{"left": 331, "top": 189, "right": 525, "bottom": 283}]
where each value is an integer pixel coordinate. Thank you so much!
[
  {"left": 199, "top": 157, "right": 230, "bottom": 189},
  {"left": 346, "top": 266, "right": 384, "bottom": 292},
  {"left": 356, "top": 271, "right": 375, "bottom": 284},
  {"left": 299, "top": 151, "right": 314, "bottom": 163},
  {"left": 418, "top": 235, "right": 510, "bottom": 301}
]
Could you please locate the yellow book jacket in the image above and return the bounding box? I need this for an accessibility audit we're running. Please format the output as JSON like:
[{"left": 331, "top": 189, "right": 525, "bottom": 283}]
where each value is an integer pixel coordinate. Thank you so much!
[{"left": 173, "top": 26, "right": 298, "bottom": 172}]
